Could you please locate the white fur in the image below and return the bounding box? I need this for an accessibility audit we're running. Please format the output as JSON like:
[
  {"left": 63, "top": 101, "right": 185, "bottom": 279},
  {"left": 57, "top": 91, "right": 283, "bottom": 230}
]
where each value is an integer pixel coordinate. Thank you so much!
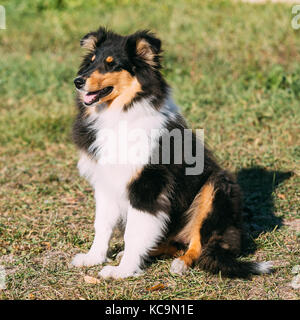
[
  {"left": 72, "top": 97, "right": 177, "bottom": 278},
  {"left": 255, "top": 261, "right": 273, "bottom": 274},
  {"left": 170, "top": 258, "right": 188, "bottom": 275},
  {"left": 99, "top": 208, "right": 169, "bottom": 279}
]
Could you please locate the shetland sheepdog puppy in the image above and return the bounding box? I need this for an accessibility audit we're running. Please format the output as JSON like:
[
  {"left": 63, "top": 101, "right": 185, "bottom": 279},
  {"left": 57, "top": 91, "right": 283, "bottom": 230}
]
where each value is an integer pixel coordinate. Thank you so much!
[{"left": 71, "top": 27, "right": 272, "bottom": 279}]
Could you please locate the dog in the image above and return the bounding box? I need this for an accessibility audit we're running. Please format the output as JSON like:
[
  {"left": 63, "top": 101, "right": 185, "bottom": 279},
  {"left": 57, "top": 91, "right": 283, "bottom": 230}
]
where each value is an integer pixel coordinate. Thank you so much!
[{"left": 71, "top": 27, "right": 272, "bottom": 279}]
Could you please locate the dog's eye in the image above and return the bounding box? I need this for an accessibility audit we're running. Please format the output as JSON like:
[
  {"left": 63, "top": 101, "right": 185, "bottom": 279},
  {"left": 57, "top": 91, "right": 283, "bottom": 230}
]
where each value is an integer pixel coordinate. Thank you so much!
[{"left": 105, "top": 56, "right": 114, "bottom": 64}]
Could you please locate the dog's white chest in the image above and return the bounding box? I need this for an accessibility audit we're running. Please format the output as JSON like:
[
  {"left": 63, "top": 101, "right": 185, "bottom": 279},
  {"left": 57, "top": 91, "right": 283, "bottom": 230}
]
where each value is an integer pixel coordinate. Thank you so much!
[
  {"left": 77, "top": 100, "right": 166, "bottom": 195},
  {"left": 77, "top": 149, "right": 142, "bottom": 198}
]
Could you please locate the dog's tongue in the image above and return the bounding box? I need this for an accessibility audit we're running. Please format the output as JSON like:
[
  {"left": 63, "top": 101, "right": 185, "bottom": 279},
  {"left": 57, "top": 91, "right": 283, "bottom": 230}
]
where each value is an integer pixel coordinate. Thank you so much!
[{"left": 84, "top": 92, "right": 98, "bottom": 104}]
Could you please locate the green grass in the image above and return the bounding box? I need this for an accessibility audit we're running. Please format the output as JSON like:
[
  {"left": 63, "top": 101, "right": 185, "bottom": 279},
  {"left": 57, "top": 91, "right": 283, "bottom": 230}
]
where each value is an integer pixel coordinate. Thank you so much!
[{"left": 0, "top": 0, "right": 299, "bottom": 300}]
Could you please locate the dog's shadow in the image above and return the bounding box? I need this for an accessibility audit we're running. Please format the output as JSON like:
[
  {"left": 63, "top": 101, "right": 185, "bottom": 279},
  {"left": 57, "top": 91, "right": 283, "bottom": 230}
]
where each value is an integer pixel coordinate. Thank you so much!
[{"left": 237, "top": 167, "right": 293, "bottom": 256}]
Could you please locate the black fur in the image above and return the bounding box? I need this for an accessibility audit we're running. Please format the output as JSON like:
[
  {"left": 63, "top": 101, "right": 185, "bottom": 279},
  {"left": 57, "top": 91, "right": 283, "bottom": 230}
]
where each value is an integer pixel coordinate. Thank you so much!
[
  {"left": 128, "top": 114, "right": 219, "bottom": 236},
  {"left": 72, "top": 100, "right": 97, "bottom": 156}
]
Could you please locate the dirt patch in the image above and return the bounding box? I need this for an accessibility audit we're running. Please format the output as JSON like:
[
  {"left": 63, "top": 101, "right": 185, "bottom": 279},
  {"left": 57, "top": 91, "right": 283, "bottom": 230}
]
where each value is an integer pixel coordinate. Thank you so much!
[{"left": 284, "top": 219, "right": 300, "bottom": 233}]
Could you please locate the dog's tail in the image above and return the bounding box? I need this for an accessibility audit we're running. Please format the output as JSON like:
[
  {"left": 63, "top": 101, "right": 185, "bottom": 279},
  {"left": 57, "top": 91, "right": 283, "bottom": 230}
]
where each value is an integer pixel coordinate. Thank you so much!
[
  {"left": 173, "top": 170, "right": 273, "bottom": 278},
  {"left": 198, "top": 235, "right": 273, "bottom": 278}
]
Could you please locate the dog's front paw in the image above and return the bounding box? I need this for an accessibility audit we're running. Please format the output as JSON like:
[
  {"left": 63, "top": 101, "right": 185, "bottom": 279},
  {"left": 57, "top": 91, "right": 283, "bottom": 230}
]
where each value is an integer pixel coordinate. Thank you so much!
[
  {"left": 98, "top": 265, "right": 143, "bottom": 279},
  {"left": 71, "top": 252, "right": 106, "bottom": 267}
]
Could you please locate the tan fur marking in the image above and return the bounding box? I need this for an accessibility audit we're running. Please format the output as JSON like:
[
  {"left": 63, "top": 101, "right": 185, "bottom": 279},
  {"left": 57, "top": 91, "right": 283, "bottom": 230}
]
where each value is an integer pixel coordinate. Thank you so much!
[
  {"left": 149, "top": 243, "right": 181, "bottom": 257},
  {"left": 105, "top": 56, "right": 113, "bottom": 63},
  {"left": 91, "top": 55, "right": 96, "bottom": 62},
  {"left": 85, "top": 69, "right": 142, "bottom": 108},
  {"left": 176, "top": 182, "right": 215, "bottom": 267},
  {"left": 81, "top": 36, "right": 97, "bottom": 50},
  {"left": 136, "top": 39, "right": 157, "bottom": 67},
  {"left": 110, "top": 76, "right": 141, "bottom": 108}
]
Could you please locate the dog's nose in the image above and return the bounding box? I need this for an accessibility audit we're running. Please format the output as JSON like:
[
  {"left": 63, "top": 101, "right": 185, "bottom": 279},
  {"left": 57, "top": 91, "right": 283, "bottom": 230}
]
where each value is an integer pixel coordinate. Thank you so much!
[{"left": 74, "top": 77, "right": 86, "bottom": 89}]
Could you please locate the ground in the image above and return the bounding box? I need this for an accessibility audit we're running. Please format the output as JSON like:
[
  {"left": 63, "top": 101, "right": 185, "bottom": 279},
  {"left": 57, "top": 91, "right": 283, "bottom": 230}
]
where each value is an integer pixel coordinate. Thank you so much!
[{"left": 0, "top": 0, "right": 299, "bottom": 300}]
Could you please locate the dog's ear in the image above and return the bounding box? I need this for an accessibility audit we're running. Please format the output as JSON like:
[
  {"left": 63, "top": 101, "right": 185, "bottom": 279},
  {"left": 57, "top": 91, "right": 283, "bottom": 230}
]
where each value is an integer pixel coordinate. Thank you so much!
[
  {"left": 80, "top": 27, "right": 107, "bottom": 50},
  {"left": 126, "top": 30, "right": 162, "bottom": 68},
  {"left": 80, "top": 32, "right": 98, "bottom": 50}
]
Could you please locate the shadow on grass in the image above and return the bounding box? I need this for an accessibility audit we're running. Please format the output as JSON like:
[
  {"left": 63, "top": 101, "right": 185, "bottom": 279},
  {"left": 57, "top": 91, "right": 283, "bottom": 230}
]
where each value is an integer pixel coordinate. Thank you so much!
[{"left": 237, "top": 166, "right": 293, "bottom": 256}]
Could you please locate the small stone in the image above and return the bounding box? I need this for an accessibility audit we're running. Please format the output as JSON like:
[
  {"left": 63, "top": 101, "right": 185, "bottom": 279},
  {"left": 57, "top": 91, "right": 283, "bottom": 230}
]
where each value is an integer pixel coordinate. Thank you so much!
[
  {"left": 83, "top": 275, "right": 100, "bottom": 284},
  {"left": 290, "top": 274, "right": 300, "bottom": 290},
  {"left": 291, "top": 265, "right": 300, "bottom": 274}
]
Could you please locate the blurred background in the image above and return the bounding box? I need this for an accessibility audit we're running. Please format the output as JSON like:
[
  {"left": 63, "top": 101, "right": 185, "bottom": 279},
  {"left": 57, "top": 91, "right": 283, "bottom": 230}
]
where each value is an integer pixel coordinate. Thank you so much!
[{"left": 0, "top": 0, "right": 299, "bottom": 300}]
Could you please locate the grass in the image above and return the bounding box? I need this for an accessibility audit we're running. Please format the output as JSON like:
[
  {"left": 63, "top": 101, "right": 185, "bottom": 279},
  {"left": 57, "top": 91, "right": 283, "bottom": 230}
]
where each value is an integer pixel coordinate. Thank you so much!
[{"left": 0, "top": 0, "right": 299, "bottom": 300}]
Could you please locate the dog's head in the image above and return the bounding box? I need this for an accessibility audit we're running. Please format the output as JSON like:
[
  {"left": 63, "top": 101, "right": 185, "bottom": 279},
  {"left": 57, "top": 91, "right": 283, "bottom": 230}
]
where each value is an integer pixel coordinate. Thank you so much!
[{"left": 74, "top": 27, "right": 167, "bottom": 109}]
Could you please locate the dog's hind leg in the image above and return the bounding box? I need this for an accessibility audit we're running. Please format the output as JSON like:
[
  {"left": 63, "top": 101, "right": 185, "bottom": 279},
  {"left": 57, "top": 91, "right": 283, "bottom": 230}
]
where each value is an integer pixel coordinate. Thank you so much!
[
  {"left": 170, "top": 182, "right": 215, "bottom": 275},
  {"left": 170, "top": 238, "right": 202, "bottom": 275}
]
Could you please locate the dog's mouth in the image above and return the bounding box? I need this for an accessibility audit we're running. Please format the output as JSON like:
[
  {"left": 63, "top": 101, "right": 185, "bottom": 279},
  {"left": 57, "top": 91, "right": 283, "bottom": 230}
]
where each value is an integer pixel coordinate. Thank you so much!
[{"left": 83, "top": 86, "right": 114, "bottom": 105}]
